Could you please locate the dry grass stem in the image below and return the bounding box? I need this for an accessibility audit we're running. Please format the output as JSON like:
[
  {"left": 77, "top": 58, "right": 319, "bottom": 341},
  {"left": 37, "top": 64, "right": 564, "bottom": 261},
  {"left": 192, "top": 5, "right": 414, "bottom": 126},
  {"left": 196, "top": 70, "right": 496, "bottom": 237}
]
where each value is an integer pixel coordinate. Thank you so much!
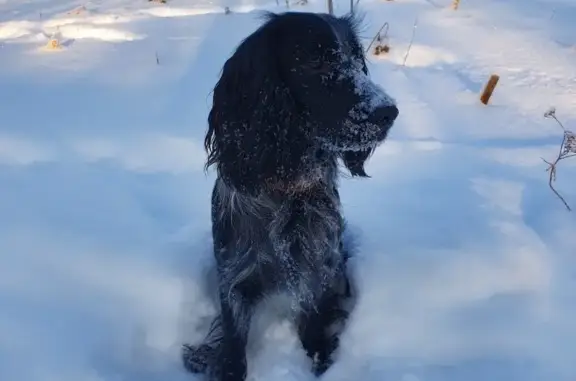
[
  {"left": 542, "top": 107, "right": 576, "bottom": 211},
  {"left": 366, "top": 22, "right": 390, "bottom": 55},
  {"left": 402, "top": 17, "right": 418, "bottom": 66}
]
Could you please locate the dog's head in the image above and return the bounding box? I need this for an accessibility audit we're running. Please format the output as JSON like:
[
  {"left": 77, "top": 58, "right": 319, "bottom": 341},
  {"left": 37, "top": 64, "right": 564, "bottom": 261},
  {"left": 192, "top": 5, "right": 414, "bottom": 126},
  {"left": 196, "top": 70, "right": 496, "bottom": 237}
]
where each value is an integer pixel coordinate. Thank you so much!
[{"left": 205, "top": 11, "right": 398, "bottom": 194}]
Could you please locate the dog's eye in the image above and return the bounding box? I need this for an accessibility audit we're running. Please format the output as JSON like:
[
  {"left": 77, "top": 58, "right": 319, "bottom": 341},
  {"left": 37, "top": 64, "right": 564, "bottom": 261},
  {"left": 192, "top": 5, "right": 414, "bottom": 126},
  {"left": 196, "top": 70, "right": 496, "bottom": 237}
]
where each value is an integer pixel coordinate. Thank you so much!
[{"left": 306, "top": 59, "right": 331, "bottom": 74}]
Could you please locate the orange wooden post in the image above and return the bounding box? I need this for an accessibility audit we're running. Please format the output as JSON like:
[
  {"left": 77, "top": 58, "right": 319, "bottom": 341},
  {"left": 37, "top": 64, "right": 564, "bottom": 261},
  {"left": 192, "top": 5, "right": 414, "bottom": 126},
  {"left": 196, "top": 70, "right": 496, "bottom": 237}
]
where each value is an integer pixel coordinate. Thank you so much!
[
  {"left": 46, "top": 38, "right": 60, "bottom": 49},
  {"left": 480, "top": 74, "right": 500, "bottom": 105}
]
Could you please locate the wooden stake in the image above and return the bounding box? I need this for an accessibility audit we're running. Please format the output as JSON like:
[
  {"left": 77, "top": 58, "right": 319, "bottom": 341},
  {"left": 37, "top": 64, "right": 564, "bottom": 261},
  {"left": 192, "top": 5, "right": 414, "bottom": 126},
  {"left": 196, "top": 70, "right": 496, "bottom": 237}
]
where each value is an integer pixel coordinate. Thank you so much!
[
  {"left": 452, "top": 0, "right": 460, "bottom": 10},
  {"left": 480, "top": 74, "right": 500, "bottom": 105}
]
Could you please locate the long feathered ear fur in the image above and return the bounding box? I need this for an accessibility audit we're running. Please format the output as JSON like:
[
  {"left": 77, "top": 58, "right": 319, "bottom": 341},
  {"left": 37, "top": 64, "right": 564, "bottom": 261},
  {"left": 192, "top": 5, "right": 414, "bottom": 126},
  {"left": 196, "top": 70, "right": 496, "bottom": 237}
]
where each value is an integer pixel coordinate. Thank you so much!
[{"left": 204, "top": 15, "right": 314, "bottom": 195}]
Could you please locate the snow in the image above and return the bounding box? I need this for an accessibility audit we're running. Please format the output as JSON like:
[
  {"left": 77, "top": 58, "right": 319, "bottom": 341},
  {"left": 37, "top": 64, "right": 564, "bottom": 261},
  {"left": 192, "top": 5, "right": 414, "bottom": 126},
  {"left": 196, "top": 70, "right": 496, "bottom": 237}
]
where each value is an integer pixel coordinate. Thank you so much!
[{"left": 1, "top": 0, "right": 575, "bottom": 380}]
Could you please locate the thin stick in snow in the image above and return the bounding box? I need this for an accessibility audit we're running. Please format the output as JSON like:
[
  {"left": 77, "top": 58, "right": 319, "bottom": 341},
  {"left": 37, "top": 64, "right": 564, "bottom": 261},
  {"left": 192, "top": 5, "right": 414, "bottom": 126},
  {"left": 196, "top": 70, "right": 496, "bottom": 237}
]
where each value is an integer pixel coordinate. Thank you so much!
[
  {"left": 402, "top": 17, "right": 418, "bottom": 67},
  {"left": 327, "top": 0, "right": 334, "bottom": 15}
]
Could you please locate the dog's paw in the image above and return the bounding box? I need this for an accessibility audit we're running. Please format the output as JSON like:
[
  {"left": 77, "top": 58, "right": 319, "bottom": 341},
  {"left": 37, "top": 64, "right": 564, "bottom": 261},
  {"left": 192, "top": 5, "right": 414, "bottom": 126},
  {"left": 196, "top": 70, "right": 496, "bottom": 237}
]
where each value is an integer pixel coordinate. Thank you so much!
[
  {"left": 312, "top": 356, "right": 333, "bottom": 377},
  {"left": 310, "top": 351, "right": 335, "bottom": 377},
  {"left": 310, "top": 335, "right": 339, "bottom": 377},
  {"left": 207, "top": 346, "right": 247, "bottom": 381},
  {"left": 182, "top": 343, "right": 214, "bottom": 374}
]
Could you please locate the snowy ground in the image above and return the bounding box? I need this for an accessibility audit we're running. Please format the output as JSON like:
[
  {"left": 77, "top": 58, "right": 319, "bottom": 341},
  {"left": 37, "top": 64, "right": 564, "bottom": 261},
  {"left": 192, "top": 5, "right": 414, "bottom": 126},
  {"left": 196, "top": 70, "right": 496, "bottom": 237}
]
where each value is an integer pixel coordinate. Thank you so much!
[{"left": 1, "top": 0, "right": 576, "bottom": 380}]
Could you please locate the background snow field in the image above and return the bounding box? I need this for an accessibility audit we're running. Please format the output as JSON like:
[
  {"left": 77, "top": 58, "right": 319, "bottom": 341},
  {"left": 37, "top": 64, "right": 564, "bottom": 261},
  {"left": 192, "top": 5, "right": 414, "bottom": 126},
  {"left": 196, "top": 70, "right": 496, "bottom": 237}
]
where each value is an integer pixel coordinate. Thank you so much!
[{"left": 1, "top": 0, "right": 576, "bottom": 380}]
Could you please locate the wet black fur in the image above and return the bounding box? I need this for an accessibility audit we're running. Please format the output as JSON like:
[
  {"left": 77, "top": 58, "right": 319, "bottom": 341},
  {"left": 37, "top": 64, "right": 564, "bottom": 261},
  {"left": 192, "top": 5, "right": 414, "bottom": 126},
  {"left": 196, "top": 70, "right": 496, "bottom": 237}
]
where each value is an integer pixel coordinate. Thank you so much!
[{"left": 182, "top": 10, "right": 398, "bottom": 381}]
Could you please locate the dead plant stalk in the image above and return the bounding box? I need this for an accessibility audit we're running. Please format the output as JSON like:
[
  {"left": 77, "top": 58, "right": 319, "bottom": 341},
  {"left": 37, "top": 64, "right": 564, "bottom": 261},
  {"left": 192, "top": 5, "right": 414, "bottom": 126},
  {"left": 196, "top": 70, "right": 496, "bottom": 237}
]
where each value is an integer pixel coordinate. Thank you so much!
[
  {"left": 542, "top": 107, "right": 576, "bottom": 211},
  {"left": 402, "top": 17, "right": 418, "bottom": 67}
]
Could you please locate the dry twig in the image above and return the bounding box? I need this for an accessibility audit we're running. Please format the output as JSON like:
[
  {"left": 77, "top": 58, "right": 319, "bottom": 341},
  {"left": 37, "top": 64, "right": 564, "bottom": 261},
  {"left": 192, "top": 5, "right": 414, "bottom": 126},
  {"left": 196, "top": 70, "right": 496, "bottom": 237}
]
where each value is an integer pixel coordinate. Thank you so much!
[
  {"left": 366, "top": 22, "right": 390, "bottom": 55},
  {"left": 402, "top": 17, "right": 418, "bottom": 66},
  {"left": 542, "top": 107, "right": 576, "bottom": 211}
]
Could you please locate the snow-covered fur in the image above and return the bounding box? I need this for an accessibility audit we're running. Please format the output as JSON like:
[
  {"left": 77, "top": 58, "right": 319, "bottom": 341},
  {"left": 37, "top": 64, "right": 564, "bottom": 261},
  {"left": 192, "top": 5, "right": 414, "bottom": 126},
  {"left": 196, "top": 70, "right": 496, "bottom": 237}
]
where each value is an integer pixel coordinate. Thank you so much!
[{"left": 182, "top": 11, "right": 398, "bottom": 381}]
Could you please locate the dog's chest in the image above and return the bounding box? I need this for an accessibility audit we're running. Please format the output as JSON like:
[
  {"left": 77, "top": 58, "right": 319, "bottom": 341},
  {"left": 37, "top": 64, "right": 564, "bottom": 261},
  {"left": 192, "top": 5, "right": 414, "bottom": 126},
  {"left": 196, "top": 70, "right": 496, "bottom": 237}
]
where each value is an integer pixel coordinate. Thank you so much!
[
  {"left": 218, "top": 179, "right": 345, "bottom": 309},
  {"left": 254, "top": 207, "right": 344, "bottom": 310},
  {"left": 257, "top": 247, "right": 342, "bottom": 312}
]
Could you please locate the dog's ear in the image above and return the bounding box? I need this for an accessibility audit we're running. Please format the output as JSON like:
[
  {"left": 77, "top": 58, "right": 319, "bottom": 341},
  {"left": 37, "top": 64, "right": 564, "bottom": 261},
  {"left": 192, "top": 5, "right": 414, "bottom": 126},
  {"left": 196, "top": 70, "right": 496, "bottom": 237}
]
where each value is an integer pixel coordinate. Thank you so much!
[
  {"left": 341, "top": 149, "right": 374, "bottom": 177},
  {"left": 204, "top": 18, "right": 312, "bottom": 195}
]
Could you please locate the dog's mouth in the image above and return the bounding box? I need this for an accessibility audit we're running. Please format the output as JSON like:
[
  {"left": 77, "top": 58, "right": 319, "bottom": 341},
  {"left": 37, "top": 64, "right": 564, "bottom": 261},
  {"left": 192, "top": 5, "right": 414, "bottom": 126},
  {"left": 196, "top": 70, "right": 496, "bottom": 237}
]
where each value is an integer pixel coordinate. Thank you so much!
[
  {"left": 373, "top": 119, "right": 395, "bottom": 140},
  {"left": 315, "top": 111, "right": 396, "bottom": 153},
  {"left": 349, "top": 113, "right": 395, "bottom": 135},
  {"left": 349, "top": 101, "right": 398, "bottom": 139}
]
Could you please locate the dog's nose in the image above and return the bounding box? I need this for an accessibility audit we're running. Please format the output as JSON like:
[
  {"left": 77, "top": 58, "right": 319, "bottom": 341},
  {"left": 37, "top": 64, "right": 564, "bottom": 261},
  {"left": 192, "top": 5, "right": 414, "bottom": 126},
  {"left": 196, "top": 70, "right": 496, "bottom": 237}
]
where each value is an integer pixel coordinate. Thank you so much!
[{"left": 370, "top": 105, "right": 399, "bottom": 125}]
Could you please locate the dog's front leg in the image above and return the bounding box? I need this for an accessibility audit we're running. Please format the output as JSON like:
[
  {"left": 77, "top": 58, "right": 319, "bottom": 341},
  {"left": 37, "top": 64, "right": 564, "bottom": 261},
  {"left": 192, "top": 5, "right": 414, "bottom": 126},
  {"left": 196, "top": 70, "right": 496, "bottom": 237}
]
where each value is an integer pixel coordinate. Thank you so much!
[
  {"left": 209, "top": 283, "right": 257, "bottom": 381},
  {"left": 297, "top": 292, "right": 344, "bottom": 376},
  {"left": 297, "top": 268, "right": 353, "bottom": 376}
]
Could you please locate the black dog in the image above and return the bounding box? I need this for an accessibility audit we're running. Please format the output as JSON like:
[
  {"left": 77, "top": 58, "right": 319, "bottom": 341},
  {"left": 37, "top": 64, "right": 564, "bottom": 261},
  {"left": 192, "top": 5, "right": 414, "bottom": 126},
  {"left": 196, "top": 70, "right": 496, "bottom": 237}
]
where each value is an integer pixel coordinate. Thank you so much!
[{"left": 182, "top": 11, "right": 398, "bottom": 381}]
